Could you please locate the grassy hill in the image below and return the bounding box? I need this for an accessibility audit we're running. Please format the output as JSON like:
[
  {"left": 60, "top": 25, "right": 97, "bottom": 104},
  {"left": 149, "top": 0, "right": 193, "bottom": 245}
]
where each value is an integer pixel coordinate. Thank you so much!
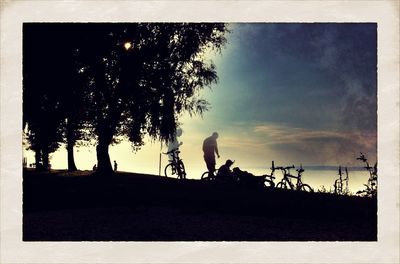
[{"left": 23, "top": 169, "right": 377, "bottom": 241}]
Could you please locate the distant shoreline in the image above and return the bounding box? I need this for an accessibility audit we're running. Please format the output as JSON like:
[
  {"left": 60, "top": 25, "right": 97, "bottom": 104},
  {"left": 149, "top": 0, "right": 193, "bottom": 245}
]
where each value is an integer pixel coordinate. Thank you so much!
[{"left": 249, "top": 165, "right": 368, "bottom": 171}]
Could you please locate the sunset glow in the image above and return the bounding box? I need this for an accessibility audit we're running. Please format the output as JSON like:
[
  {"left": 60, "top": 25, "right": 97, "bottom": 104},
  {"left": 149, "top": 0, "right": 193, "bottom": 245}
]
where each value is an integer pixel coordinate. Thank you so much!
[{"left": 23, "top": 23, "right": 377, "bottom": 184}]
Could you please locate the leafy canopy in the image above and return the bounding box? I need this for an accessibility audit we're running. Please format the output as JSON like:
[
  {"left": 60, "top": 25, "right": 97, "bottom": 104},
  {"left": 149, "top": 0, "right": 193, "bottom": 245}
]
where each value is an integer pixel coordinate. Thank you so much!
[{"left": 76, "top": 23, "right": 228, "bottom": 147}]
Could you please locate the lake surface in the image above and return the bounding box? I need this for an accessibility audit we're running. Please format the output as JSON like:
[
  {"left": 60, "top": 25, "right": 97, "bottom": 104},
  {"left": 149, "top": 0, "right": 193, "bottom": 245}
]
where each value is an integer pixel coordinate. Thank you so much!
[
  {"left": 187, "top": 167, "right": 372, "bottom": 195},
  {"left": 263, "top": 168, "right": 369, "bottom": 194},
  {"left": 37, "top": 148, "right": 372, "bottom": 195}
]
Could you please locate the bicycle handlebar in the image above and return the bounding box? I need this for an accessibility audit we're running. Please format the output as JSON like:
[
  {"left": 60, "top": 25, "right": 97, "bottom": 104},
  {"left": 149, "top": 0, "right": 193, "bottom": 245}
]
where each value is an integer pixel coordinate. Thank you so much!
[{"left": 274, "top": 165, "right": 295, "bottom": 170}]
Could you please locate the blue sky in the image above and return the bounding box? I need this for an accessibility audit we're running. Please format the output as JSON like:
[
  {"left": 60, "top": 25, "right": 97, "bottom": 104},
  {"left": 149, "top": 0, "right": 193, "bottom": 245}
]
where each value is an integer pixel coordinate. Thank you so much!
[
  {"left": 180, "top": 23, "right": 377, "bottom": 169},
  {"left": 206, "top": 23, "right": 376, "bottom": 130}
]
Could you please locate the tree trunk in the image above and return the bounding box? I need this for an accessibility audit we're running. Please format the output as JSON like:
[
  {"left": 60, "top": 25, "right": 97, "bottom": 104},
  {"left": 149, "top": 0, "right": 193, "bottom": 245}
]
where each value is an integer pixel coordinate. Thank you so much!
[
  {"left": 66, "top": 121, "right": 77, "bottom": 172},
  {"left": 67, "top": 141, "right": 77, "bottom": 172},
  {"left": 42, "top": 147, "right": 50, "bottom": 171},
  {"left": 34, "top": 149, "right": 41, "bottom": 171},
  {"left": 96, "top": 139, "right": 113, "bottom": 175}
]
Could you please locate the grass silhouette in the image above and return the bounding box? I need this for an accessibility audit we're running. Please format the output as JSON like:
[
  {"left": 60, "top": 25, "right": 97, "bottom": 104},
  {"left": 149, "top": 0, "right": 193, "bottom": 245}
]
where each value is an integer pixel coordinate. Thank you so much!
[{"left": 23, "top": 169, "right": 376, "bottom": 241}]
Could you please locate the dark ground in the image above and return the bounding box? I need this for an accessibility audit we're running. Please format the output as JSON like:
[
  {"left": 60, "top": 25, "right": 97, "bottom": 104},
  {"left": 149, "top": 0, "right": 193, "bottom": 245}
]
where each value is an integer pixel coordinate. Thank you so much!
[{"left": 23, "top": 169, "right": 377, "bottom": 241}]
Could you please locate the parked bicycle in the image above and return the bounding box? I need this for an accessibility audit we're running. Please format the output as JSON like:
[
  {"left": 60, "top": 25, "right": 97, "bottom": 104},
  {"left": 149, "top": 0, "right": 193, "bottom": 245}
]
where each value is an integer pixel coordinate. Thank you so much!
[
  {"left": 275, "top": 164, "right": 313, "bottom": 192},
  {"left": 201, "top": 168, "right": 218, "bottom": 181},
  {"left": 260, "top": 160, "right": 277, "bottom": 188},
  {"left": 163, "top": 148, "right": 186, "bottom": 179}
]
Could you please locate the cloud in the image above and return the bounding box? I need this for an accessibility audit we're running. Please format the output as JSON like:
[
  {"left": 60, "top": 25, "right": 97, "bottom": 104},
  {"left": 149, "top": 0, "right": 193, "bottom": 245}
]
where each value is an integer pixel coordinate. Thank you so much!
[
  {"left": 220, "top": 135, "right": 266, "bottom": 149},
  {"left": 255, "top": 124, "right": 344, "bottom": 143},
  {"left": 219, "top": 24, "right": 377, "bottom": 132},
  {"left": 254, "top": 123, "right": 375, "bottom": 146},
  {"left": 180, "top": 24, "right": 377, "bottom": 166},
  {"left": 253, "top": 123, "right": 376, "bottom": 165}
]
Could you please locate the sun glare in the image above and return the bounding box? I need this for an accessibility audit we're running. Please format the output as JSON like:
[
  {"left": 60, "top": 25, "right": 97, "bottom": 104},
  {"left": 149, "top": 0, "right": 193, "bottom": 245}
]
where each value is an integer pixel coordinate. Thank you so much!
[{"left": 124, "top": 41, "right": 132, "bottom": 50}]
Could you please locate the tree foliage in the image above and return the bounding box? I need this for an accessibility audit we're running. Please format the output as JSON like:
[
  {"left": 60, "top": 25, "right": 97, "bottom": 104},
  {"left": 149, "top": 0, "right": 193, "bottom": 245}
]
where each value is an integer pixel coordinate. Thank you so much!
[
  {"left": 23, "top": 25, "right": 65, "bottom": 169},
  {"left": 23, "top": 23, "right": 228, "bottom": 173},
  {"left": 23, "top": 24, "right": 91, "bottom": 170}
]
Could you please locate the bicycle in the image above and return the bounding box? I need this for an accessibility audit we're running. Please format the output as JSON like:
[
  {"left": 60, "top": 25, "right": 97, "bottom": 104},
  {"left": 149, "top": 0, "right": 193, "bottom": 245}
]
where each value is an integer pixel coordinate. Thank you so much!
[
  {"left": 200, "top": 168, "right": 218, "bottom": 181},
  {"left": 260, "top": 161, "right": 277, "bottom": 188},
  {"left": 275, "top": 164, "right": 313, "bottom": 192},
  {"left": 163, "top": 148, "right": 186, "bottom": 179}
]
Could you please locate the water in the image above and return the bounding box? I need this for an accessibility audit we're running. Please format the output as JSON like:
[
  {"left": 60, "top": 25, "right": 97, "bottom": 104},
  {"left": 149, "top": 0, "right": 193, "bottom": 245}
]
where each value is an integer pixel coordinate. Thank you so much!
[
  {"left": 24, "top": 147, "right": 372, "bottom": 194},
  {"left": 186, "top": 167, "right": 372, "bottom": 195},
  {"left": 272, "top": 169, "right": 370, "bottom": 194}
]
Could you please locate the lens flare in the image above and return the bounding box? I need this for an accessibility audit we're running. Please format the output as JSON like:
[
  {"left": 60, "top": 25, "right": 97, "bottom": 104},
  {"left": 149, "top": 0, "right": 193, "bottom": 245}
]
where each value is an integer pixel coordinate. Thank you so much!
[{"left": 124, "top": 42, "right": 132, "bottom": 50}]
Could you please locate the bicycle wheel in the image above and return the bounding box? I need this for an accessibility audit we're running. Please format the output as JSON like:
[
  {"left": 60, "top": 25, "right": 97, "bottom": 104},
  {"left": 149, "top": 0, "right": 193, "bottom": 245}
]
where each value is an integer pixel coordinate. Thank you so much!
[
  {"left": 164, "top": 163, "right": 176, "bottom": 178},
  {"left": 264, "top": 179, "right": 275, "bottom": 188},
  {"left": 300, "top": 184, "right": 314, "bottom": 192},
  {"left": 201, "top": 171, "right": 212, "bottom": 181},
  {"left": 276, "top": 181, "right": 289, "bottom": 189}
]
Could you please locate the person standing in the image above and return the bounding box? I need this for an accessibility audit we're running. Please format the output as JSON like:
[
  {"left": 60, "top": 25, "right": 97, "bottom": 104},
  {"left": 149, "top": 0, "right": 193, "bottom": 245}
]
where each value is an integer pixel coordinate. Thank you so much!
[
  {"left": 114, "top": 160, "right": 118, "bottom": 172},
  {"left": 202, "top": 132, "right": 220, "bottom": 176}
]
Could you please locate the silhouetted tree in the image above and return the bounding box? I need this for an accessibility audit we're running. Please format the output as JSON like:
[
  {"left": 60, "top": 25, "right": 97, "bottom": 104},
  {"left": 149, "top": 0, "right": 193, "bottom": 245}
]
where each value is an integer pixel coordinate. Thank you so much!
[
  {"left": 23, "top": 25, "right": 66, "bottom": 170},
  {"left": 23, "top": 24, "right": 90, "bottom": 171},
  {"left": 23, "top": 23, "right": 228, "bottom": 174},
  {"left": 76, "top": 23, "right": 228, "bottom": 174},
  {"left": 58, "top": 48, "right": 91, "bottom": 172},
  {"left": 23, "top": 80, "right": 64, "bottom": 171}
]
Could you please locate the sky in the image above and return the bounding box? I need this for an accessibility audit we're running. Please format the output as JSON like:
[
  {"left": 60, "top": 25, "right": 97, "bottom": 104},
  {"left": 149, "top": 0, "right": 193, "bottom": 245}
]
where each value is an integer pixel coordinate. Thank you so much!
[{"left": 24, "top": 23, "right": 377, "bottom": 178}]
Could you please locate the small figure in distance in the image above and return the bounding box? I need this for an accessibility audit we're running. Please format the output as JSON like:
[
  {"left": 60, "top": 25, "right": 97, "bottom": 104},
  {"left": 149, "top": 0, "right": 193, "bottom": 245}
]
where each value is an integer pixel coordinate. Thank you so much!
[
  {"left": 114, "top": 160, "right": 118, "bottom": 172},
  {"left": 93, "top": 164, "right": 97, "bottom": 171},
  {"left": 217, "top": 159, "right": 235, "bottom": 182},
  {"left": 202, "top": 132, "right": 220, "bottom": 176},
  {"left": 167, "top": 128, "right": 183, "bottom": 161}
]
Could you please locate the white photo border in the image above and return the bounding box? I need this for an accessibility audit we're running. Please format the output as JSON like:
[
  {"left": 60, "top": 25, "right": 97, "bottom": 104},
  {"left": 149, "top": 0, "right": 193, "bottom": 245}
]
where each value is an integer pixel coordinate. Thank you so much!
[{"left": 1, "top": 1, "right": 399, "bottom": 263}]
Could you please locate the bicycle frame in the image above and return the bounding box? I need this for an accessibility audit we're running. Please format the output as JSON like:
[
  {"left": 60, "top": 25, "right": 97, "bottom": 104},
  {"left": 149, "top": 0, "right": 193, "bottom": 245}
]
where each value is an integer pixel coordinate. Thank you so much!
[
  {"left": 276, "top": 164, "right": 312, "bottom": 192},
  {"left": 281, "top": 171, "right": 298, "bottom": 190},
  {"left": 164, "top": 148, "right": 186, "bottom": 179},
  {"left": 261, "top": 161, "right": 277, "bottom": 188}
]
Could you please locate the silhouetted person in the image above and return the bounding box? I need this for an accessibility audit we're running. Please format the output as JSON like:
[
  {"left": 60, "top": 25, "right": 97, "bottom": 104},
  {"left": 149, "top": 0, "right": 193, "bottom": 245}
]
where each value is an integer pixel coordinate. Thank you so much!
[
  {"left": 202, "top": 132, "right": 220, "bottom": 176},
  {"left": 93, "top": 164, "right": 97, "bottom": 171},
  {"left": 217, "top": 159, "right": 235, "bottom": 182},
  {"left": 114, "top": 160, "right": 118, "bottom": 171},
  {"left": 167, "top": 128, "right": 183, "bottom": 161}
]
